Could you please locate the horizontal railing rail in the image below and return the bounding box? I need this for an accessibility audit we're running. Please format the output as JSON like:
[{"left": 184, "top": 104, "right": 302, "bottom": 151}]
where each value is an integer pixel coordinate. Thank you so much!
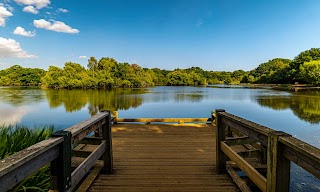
[
  {"left": 0, "top": 110, "right": 112, "bottom": 192},
  {"left": 215, "top": 109, "right": 320, "bottom": 192},
  {"left": 112, "top": 111, "right": 214, "bottom": 124},
  {"left": 0, "top": 137, "right": 63, "bottom": 192}
]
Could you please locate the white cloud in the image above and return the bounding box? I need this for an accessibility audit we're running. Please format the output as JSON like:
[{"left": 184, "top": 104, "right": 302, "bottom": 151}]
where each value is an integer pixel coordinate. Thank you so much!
[
  {"left": 33, "top": 19, "right": 79, "bottom": 34},
  {"left": 58, "top": 8, "right": 68, "bottom": 13},
  {"left": 13, "top": 26, "right": 36, "bottom": 37},
  {"left": 0, "top": 5, "right": 13, "bottom": 27},
  {"left": 79, "top": 56, "right": 87, "bottom": 59},
  {"left": 14, "top": 0, "right": 50, "bottom": 9},
  {"left": 0, "top": 37, "right": 36, "bottom": 58},
  {"left": 23, "top": 5, "right": 38, "bottom": 14}
]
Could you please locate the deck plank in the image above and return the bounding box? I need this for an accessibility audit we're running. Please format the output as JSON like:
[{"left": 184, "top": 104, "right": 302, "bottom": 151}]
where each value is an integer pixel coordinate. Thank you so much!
[{"left": 88, "top": 123, "right": 237, "bottom": 192}]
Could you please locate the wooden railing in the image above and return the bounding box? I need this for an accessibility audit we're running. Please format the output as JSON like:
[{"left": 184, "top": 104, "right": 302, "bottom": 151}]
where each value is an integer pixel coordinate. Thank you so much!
[
  {"left": 112, "top": 111, "right": 213, "bottom": 124},
  {"left": 215, "top": 109, "right": 320, "bottom": 192},
  {"left": 0, "top": 110, "right": 112, "bottom": 192}
]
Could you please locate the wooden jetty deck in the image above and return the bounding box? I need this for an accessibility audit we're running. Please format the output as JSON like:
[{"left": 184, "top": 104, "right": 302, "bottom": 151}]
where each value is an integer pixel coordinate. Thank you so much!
[
  {"left": 0, "top": 110, "right": 319, "bottom": 192},
  {"left": 88, "top": 123, "right": 237, "bottom": 192}
]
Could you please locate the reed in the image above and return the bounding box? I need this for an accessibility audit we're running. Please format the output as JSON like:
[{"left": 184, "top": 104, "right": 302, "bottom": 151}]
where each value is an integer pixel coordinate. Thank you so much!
[{"left": 0, "top": 125, "right": 54, "bottom": 192}]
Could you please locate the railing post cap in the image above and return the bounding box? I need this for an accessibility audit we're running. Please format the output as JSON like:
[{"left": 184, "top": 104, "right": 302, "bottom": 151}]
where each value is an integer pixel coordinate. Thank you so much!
[
  {"left": 51, "top": 130, "right": 71, "bottom": 137},
  {"left": 268, "top": 131, "right": 292, "bottom": 137}
]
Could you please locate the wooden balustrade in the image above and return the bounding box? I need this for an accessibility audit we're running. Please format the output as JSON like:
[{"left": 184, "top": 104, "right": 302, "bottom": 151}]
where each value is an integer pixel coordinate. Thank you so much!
[
  {"left": 0, "top": 110, "right": 112, "bottom": 192},
  {"left": 215, "top": 109, "right": 320, "bottom": 192}
]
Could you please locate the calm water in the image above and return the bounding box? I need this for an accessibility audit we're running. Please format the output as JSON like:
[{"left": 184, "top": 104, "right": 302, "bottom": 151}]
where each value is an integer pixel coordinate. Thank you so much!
[{"left": 0, "top": 86, "right": 319, "bottom": 191}]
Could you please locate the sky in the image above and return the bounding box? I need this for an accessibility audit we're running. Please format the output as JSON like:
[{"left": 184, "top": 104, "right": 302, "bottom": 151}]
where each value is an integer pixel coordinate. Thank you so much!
[{"left": 1, "top": 0, "right": 320, "bottom": 71}]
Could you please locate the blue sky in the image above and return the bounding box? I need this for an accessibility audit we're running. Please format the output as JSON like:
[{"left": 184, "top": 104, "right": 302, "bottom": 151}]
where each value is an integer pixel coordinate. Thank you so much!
[{"left": 1, "top": 0, "right": 320, "bottom": 71}]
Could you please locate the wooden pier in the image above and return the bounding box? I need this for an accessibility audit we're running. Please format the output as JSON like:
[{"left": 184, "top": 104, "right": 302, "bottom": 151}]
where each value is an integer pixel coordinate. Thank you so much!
[{"left": 0, "top": 110, "right": 319, "bottom": 192}]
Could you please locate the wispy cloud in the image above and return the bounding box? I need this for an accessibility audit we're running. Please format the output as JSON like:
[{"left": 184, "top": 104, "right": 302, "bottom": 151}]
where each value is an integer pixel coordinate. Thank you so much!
[
  {"left": 79, "top": 56, "right": 87, "bottom": 59},
  {"left": 33, "top": 19, "right": 79, "bottom": 34},
  {"left": 0, "top": 37, "right": 37, "bottom": 58},
  {"left": 13, "top": 26, "right": 36, "bottom": 37},
  {"left": 0, "top": 5, "right": 13, "bottom": 27},
  {"left": 58, "top": 8, "right": 68, "bottom": 13},
  {"left": 196, "top": 9, "right": 213, "bottom": 27},
  {"left": 23, "top": 5, "right": 38, "bottom": 14}
]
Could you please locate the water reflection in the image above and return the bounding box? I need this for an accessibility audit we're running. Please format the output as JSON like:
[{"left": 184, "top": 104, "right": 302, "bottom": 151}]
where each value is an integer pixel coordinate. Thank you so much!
[
  {"left": 255, "top": 89, "right": 320, "bottom": 124},
  {"left": 175, "top": 94, "right": 204, "bottom": 102},
  {"left": 0, "top": 106, "right": 34, "bottom": 125},
  {"left": 45, "top": 89, "right": 146, "bottom": 115},
  {"left": 0, "top": 87, "right": 45, "bottom": 106}
]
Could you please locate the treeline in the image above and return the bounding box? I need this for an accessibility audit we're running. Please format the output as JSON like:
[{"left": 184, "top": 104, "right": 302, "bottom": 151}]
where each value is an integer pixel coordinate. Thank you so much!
[
  {"left": 0, "top": 65, "right": 45, "bottom": 86},
  {"left": 1, "top": 48, "right": 320, "bottom": 88},
  {"left": 241, "top": 48, "right": 320, "bottom": 84}
]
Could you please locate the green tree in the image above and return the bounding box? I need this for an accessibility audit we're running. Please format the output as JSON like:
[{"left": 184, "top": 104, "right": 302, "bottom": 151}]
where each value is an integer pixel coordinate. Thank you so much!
[
  {"left": 299, "top": 60, "right": 320, "bottom": 85},
  {"left": 289, "top": 48, "right": 320, "bottom": 82}
]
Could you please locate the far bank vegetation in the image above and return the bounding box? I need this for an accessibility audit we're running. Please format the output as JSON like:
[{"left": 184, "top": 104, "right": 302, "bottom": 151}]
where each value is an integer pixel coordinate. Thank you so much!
[{"left": 1, "top": 48, "right": 320, "bottom": 88}]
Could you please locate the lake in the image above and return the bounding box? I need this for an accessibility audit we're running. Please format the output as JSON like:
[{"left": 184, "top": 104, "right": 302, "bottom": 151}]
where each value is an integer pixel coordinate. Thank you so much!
[{"left": 0, "top": 85, "right": 319, "bottom": 191}]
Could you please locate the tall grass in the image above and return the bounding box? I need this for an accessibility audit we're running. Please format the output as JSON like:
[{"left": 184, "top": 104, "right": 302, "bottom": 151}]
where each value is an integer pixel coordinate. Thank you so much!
[{"left": 0, "top": 125, "right": 54, "bottom": 192}]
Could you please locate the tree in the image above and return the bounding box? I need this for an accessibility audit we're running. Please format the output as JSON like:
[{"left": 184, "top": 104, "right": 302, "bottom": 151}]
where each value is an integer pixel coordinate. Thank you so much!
[
  {"left": 87, "top": 57, "right": 98, "bottom": 70},
  {"left": 289, "top": 48, "right": 320, "bottom": 82},
  {"left": 299, "top": 60, "right": 320, "bottom": 85}
]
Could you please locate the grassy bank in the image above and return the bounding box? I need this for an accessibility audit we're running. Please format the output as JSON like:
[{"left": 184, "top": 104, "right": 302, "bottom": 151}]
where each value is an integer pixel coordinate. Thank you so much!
[{"left": 0, "top": 125, "right": 54, "bottom": 192}]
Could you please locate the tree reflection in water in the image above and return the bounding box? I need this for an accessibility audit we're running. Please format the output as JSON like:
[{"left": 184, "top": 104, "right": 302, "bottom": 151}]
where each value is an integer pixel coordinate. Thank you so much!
[
  {"left": 45, "top": 89, "right": 146, "bottom": 116},
  {"left": 256, "top": 89, "right": 320, "bottom": 124}
]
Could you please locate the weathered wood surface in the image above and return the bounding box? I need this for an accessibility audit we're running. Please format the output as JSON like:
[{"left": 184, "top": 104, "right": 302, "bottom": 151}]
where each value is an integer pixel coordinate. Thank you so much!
[
  {"left": 267, "top": 131, "right": 291, "bottom": 192},
  {"left": 219, "top": 112, "right": 272, "bottom": 146},
  {"left": 221, "top": 141, "right": 267, "bottom": 192},
  {"left": 88, "top": 123, "right": 237, "bottom": 192},
  {"left": 0, "top": 137, "right": 63, "bottom": 192},
  {"left": 279, "top": 136, "right": 320, "bottom": 179},
  {"left": 66, "top": 112, "right": 108, "bottom": 144},
  {"left": 226, "top": 165, "right": 251, "bottom": 192},
  {"left": 71, "top": 141, "right": 106, "bottom": 190},
  {"left": 116, "top": 118, "right": 212, "bottom": 123}
]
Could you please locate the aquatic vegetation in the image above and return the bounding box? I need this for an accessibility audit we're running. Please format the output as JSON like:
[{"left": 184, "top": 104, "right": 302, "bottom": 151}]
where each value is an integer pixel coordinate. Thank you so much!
[{"left": 0, "top": 125, "right": 54, "bottom": 191}]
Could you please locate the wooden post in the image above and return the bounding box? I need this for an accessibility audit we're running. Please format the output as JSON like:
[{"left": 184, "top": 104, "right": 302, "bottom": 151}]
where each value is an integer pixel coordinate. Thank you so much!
[
  {"left": 227, "top": 126, "right": 233, "bottom": 137},
  {"left": 94, "top": 124, "right": 102, "bottom": 137},
  {"left": 267, "top": 131, "right": 291, "bottom": 192},
  {"left": 50, "top": 131, "right": 72, "bottom": 191},
  {"left": 112, "top": 111, "right": 118, "bottom": 124},
  {"left": 102, "top": 110, "right": 113, "bottom": 173},
  {"left": 211, "top": 111, "right": 215, "bottom": 125},
  {"left": 215, "top": 109, "right": 228, "bottom": 174},
  {"left": 260, "top": 145, "right": 267, "bottom": 164}
]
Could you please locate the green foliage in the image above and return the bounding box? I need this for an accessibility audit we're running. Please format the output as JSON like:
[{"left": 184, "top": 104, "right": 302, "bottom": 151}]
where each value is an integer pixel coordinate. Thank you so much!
[
  {"left": 4, "top": 48, "right": 320, "bottom": 88},
  {"left": 0, "top": 65, "right": 45, "bottom": 86},
  {"left": 247, "top": 58, "right": 291, "bottom": 84},
  {"left": 299, "top": 60, "right": 320, "bottom": 85},
  {"left": 0, "top": 125, "right": 54, "bottom": 191},
  {"left": 166, "top": 69, "right": 205, "bottom": 86},
  {"left": 289, "top": 48, "right": 320, "bottom": 82}
]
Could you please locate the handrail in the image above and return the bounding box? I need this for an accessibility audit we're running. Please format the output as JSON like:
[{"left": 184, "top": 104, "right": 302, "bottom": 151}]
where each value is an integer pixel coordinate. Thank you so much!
[
  {"left": 0, "top": 110, "right": 112, "bottom": 192},
  {"left": 215, "top": 109, "right": 320, "bottom": 192},
  {"left": 112, "top": 111, "right": 214, "bottom": 124},
  {"left": 0, "top": 137, "right": 63, "bottom": 192}
]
